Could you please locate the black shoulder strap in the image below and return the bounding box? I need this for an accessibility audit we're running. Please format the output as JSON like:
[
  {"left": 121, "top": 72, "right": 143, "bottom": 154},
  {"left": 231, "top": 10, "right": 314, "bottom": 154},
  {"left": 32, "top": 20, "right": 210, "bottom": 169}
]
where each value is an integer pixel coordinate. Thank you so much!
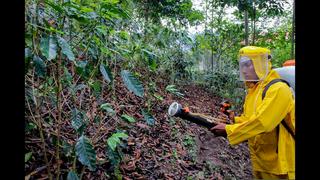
[
  {"left": 262, "top": 79, "right": 295, "bottom": 140},
  {"left": 262, "top": 79, "right": 291, "bottom": 100},
  {"left": 281, "top": 120, "right": 295, "bottom": 140}
]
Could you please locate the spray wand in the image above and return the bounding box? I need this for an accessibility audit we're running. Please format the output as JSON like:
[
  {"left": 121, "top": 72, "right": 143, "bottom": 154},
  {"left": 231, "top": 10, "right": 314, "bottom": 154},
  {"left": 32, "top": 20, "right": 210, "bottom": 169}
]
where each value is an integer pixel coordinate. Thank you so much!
[{"left": 168, "top": 102, "right": 229, "bottom": 129}]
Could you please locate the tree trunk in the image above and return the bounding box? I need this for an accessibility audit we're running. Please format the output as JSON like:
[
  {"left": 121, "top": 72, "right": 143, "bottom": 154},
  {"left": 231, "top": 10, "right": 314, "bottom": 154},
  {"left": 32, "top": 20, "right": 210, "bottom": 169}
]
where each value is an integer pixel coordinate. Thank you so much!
[
  {"left": 252, "top": 3, "right": 256, "bottom": 45},
  {"left": 244, "top": 10, "right": 249, "bottom": 45},
  {"left": 205, "top": 0, "right": 207, "bottom": 36},
  {"left": 291, "top": 0, "right": 295, "bottom": 59},
  {"left": 211, "top": 3, "right": 214, "bottom": 72}
]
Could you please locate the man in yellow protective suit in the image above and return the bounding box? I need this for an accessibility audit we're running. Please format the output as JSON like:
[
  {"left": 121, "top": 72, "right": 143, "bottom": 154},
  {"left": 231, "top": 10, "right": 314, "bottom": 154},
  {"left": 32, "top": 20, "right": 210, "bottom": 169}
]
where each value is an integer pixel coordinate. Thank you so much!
[{"left": 211, "top": 46, "right": 295, "bottom": 179}]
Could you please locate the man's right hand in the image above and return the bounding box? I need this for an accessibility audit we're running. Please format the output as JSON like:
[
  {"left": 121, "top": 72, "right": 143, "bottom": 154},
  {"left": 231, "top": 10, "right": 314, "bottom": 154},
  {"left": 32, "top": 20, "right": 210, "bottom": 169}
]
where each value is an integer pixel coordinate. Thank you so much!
[{"left": 210, "top": 123, "right": 227, "bottom": 137}]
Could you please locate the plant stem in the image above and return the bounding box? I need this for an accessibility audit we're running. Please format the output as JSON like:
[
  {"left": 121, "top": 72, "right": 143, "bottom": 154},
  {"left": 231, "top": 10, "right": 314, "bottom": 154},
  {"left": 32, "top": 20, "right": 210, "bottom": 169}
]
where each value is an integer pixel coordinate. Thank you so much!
[
  {"left": 79, "top": 166, "right": 86, "bottom": 180},
  {"left": 55, "top": 50, "right": 63, "bottom": 180},
  {"left": 28, "top": 69, "right": 53, "bottom": 180},
  {"left": 113, "top": 56, "right": 117, "bottom": 100},
  {"left": 56, "top": 1, "right": 65, "bottom": 177}
]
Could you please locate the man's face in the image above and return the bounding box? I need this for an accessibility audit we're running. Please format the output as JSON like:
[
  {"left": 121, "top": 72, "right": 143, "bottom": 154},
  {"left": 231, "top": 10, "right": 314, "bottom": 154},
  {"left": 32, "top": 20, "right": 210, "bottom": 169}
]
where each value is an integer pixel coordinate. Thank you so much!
[{"left": 240, "top": 59, "right": 259, "bottom": 81}]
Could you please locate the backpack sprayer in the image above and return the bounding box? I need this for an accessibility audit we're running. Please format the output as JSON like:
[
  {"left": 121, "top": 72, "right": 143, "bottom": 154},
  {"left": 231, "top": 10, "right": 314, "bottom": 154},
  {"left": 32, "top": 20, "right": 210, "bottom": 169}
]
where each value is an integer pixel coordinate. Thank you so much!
[{"left": 167, "top": 102, "right": 231, "bottom": 129}]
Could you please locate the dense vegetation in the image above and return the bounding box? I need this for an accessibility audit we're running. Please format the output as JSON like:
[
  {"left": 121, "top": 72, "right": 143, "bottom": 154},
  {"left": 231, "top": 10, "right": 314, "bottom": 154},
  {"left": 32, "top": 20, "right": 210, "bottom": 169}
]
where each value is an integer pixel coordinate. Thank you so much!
[{"left": 25, "top": 0, "right": 294, "bottom": 179}]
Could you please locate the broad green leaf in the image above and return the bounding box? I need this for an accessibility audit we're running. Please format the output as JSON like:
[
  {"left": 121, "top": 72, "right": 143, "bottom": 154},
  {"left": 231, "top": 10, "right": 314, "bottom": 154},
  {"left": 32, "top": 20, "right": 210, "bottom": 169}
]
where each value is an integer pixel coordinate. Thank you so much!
[
  {"left": 113, "top": 132, "right": 128, "bottom": 139},
  {"left": 71, "top": 108, "right": 85, "bottom": 134},
  {"left": 75, "top": 135, "right": 96, "bottom": 171},
  {"left": 107, "top": 132, "right": 128, "bottom": 151},
  {"left": 89, "top": 80, "right": 101, "bottom": 93},
  {"left": 121, "top": 70, "right": 144, "bottom": 97},
  {"left": 142, "top": 109, "right": 155, "bottom": 126},
  {"left": 99, "top": 64, "right": 113, "bottom": 83},
  {"left": 100, "top": 103, "right": 115, "bottom": 114},
  {"left": 33, "top": 56, "right": 46, "bottom": 77},
  {"left": 106, "top": 146, "right": 121, "bottom": 166},
  {"left": 57, "top": 36, "right": 75, "bottom": 61},
  {"left": 25, "top": 152, "right": 32, "bottom": 163},
  {"left": 40, "top": 35, "right": 57, "bottom": 61},
  {"left": 121, "top": 114, "right": 136, "bottom": 123},
  {"left": 67, "top": 171, "right": 80, "bottom": 180},
  {"left": 107, "top": 137, "right": 120, "bottom": 151}
]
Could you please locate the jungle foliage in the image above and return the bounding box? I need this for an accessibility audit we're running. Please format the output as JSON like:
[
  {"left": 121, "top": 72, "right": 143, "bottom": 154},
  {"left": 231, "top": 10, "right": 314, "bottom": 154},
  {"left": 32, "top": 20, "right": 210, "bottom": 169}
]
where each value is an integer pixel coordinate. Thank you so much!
[{"left": 25, "top": 0, "right": 294, "bottom": 179}]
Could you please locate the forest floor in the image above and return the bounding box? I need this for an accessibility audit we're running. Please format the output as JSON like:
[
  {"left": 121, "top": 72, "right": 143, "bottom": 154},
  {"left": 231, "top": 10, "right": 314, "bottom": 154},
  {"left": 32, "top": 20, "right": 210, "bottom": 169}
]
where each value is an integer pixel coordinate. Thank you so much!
[
  {"left": 25, "top": 74, "right": 252, "bottom": 180},
  {"left": 117, "top": 83, "right": 253, "bottom": 180}
]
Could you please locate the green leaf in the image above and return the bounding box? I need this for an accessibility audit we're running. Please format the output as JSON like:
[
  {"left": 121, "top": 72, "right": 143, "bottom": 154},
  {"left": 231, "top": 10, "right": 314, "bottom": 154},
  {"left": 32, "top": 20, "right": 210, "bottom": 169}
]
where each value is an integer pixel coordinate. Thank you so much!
[
  {"left": 71, "top": 108, "right": 85, "bottom": 134},
  {"left": 166, "top": 85, "right": 184, "bottom": 97},
  {"left": 25, "top": 48, "right": 32, "bottom": 59},
  {"left": 114, "top": 165, "right": 122, "bottom": 180},
  {"left": 121, "top": 114, "right": 136, "bottom": 123},
  {"left": 75, "top": 135, "right": 97, "bottom": 171},
  {"left": 89, "top": 80, "right": 101, "bottom": 93},
  {"left": 33, "top": 56, "right": 46, "bottom": 77},
  {"left": 80, "top": 7, "right": 94, "bottom": 13},
  {"left": 119, "top": 31, "right": 129, "bottom": 40},
  {"left": 57, "top": 36, "right": 75, "bottom": 61},
  {"left": 62, "top": 141, "right": 73, "bottom": 157},
  {"left": 107, "top": 132, "right": 128, "bottom": 151},
  {"left": 106, "top": 146, "right": 121, "bottom": 166},
  {"left": 26, "top": 122, "right": 37, "bottom": 132},
  {"left": 75, "top": 61, "right": 87, "bottom": 68},
  {"left": 96, "top": 25, "right": 107, "bottom": 35},
  {"left": 67, "top": 171, "right": 80, "bottom": 180},
  {"left": 165, "top": 85, "right": 176, "bottom": 91},
  {"left": 149, "top": 58, "right": 157, "bottom": 71},
  {"left": 142, "top": 109, "right": 155, "bottom": 126},
  {"left": 44, "top": 0, "right": 64, "bottom": 13},
  {"left": 142, "top": 49, "right": 157, "bottom": 71},
  {"left": 40, "top": 35, "right": 57, "bottom": 61},
  {"left": 100, "top": 103, "right": 115, "bottom": 115},
  {"left": 99, "top": 64, "right": 113, "bottom": 83},
  {"left": 25, "top": 152, "right": 32, "bottom": 163},
  {"left": 121, "top": 70, "right": 144, "bottom": 97},
  {"left": 25, "top": 48, "right": 32, "bottom": 73},
  {"left": 104, "top": 0, "right": 120, "bottom": 4},
  {"left": 153, "top": 93, "right": 164, "bottom": 101}
]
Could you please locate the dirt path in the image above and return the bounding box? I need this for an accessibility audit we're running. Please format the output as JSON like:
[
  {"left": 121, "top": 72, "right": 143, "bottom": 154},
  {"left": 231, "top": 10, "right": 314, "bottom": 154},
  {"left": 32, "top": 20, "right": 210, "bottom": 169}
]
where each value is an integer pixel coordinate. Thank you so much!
[{"left": 177, "top": 84, "right": 252, "bottom": 179}]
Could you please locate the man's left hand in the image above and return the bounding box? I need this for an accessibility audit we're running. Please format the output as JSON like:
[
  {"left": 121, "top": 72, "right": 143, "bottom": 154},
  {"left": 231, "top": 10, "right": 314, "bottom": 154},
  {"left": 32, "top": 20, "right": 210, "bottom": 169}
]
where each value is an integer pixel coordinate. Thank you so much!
[{"left": 210, "top": 123, "right": 227, "bottom": 137}]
